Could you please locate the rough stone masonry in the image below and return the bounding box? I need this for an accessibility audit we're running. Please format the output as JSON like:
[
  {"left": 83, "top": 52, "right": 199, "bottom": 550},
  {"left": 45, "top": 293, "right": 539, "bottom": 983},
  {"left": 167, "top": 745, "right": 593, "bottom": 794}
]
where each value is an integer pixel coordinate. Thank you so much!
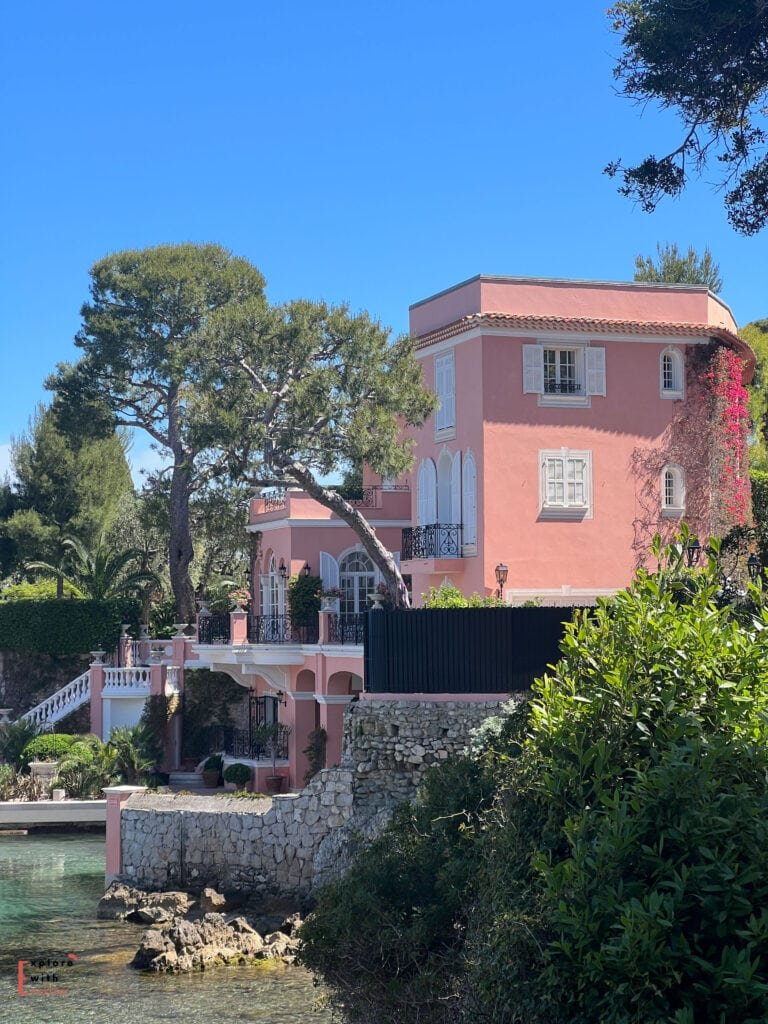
[{"left": 119, "top": 696, "right": 522, "bottom": 896}]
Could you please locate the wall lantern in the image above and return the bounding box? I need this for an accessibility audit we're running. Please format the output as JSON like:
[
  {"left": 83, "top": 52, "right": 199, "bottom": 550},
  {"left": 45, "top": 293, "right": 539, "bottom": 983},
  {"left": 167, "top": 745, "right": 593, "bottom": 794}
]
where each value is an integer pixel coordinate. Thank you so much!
[
  {"left": 748, "top": 553, "right": 762, "bottom": 582},
  {"left": 278, "top": 559, "right": 288, "bottom": 580},
  {"left": 274, "top": 689, "right": 287, "bottom": 705},
  {"left": 686, "top": 538, "right": 702, "bottom": 568},
  {"left": 302, "top": 564, "right": 311, "bottom": 577},
  {"left": 494, "top": 562, "right": 509, "bottom": 599}
]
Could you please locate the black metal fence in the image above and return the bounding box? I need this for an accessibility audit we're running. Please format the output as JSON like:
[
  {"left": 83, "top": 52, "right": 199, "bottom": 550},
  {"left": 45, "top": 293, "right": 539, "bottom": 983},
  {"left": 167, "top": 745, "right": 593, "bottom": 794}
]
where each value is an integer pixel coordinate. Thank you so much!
[
  {"left": 364, "top": 606, "right": 585, "bottom": 693},
  {"left": 402, "top": 524, "right": 462, "bottom": 559},
  {"left": 249, "top": 614, "right": 319, "bottom": 644},
  {"left": 328, "top": 612, "right": 366, "bottom": 645},
  {"left": 197, "top": 614, "right": 232, "bottom": 645}
]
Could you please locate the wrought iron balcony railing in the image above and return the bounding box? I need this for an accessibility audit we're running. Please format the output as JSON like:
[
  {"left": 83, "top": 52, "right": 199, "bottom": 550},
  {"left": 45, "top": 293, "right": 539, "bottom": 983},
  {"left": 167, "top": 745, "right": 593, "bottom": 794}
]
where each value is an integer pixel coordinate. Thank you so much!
[
  {"left": 327, "top": 612, "right": 366, "bottom": 645},
  {"left": 401, "top": 524, "right": 463, "bottom": 560},
  {"left": 197, "top": 614, "right": 232, "bottom": 645},
  {"left": 544, "top": 380, "right": 583, "bottom": 394},
  {"left": 249, "top": 614, "right": 319, "bottom": 644}
]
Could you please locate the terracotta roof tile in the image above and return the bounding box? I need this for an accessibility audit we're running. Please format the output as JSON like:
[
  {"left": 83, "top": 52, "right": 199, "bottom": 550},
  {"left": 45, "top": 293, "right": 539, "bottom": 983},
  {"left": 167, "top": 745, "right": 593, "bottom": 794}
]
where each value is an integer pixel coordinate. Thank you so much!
[{"left": 414, "top": 312, "right": 755, "bottom": 381}]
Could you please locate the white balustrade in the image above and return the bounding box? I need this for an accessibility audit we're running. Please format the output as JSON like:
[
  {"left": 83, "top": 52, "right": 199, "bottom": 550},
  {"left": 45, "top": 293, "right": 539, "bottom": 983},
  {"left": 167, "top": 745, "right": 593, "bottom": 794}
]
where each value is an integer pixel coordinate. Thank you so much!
[
  {"left": 21, "top": 672, "right": 91, "bottom": 730},
  {"left": 102, "top": 667, "right": 152, "bottom": 694}
]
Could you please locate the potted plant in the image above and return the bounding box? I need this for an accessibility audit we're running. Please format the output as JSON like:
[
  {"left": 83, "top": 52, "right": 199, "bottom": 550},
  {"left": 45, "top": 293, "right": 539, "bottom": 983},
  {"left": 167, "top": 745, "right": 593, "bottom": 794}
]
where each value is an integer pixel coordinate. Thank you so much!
[
  {"left": 202, "top": 754, "right": 222, "bottom": 788},
  {"left": 223, "top": 762, "right": 252, "bottom": 791},
  {"left": 253, "top": 722, "right": 292, "bottom": 795},
  {"left": 317, "top": 586, "right": 342, "bottom": 611}
]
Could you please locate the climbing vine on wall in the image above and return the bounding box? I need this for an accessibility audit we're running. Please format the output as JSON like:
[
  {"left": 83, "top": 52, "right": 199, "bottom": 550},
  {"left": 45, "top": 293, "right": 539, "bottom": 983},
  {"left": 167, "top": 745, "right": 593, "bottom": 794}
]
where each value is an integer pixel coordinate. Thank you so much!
[{"left": 702, "top": 346, "right": 751, "bottom": 534}]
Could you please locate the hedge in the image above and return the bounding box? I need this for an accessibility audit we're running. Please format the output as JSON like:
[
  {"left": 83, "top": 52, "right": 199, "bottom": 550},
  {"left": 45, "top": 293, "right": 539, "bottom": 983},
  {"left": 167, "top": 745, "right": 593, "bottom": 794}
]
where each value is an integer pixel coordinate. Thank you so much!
[{"left": 0, "top": 598, "right": 141, "bottom": 656}]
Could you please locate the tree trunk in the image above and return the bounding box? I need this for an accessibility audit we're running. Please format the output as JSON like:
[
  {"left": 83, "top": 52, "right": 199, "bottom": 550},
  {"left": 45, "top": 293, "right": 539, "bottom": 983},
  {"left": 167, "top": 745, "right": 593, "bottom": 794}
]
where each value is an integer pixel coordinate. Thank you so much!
[
  {"left": 284, "top": 460, "right": 411, "bottom": 608},
  {"left": 169, "top": 462, "right": 196, "bottom": 622}
]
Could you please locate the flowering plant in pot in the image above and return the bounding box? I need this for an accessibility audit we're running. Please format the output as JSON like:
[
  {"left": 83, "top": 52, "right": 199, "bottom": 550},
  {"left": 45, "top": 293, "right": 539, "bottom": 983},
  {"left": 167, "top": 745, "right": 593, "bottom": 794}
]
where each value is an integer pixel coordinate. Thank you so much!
[{"left": 253, "top": 722, "right": 292, "bottom": 794}]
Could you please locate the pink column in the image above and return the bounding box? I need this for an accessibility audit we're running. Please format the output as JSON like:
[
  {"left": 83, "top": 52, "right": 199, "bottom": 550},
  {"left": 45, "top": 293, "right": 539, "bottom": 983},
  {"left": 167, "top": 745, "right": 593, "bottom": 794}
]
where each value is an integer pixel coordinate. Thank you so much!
[
  {"left": 149, "top": 663, "right": 165, "bottom": 696},
  {"left": 317, "top": 695, "right": 352, "bottom": 768},
  {"left": 103, "top": 785, "right": 147, "bottom": 884},
  {"left": 89, "top": 653, "right": 105, "bottom": 741},
  {"left": 230, "top": 609, "right": 248, "bottom": 644},
  {"left": 318, "top": 609, "right": 332, "bottom": 644}
]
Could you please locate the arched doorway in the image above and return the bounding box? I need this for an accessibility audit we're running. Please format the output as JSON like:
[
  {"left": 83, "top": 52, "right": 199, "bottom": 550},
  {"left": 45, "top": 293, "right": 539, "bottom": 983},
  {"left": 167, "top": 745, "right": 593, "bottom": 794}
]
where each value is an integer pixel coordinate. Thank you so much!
[{"left": 339, "top": 550, "right": 376, "bottom": 614}]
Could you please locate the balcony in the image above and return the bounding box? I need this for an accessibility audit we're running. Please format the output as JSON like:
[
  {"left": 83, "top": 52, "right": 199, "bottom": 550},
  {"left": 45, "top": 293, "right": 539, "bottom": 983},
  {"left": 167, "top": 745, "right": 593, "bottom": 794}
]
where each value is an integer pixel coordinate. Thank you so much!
[
  {"left": 402, "top": 523, "right": 463, "bottom": 560},
  {"left": 248, "top": 615, "right": 319, "bottom": 645},
  {"left": 197, "top": 614, "right": 232, "bottom": 645}
]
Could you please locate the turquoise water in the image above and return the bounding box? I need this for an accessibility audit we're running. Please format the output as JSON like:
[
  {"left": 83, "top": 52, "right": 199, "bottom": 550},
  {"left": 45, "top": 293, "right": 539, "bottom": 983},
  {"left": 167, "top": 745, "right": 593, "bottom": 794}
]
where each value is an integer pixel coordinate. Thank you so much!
[{"left": 0, "top": 833, "right": 332, "bottom": 1024}]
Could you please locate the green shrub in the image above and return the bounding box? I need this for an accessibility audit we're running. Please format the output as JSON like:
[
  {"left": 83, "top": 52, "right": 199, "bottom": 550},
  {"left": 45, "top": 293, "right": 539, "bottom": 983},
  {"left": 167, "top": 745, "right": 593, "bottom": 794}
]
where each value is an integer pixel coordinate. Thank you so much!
[
  {"left": 19, "top": 733, "right": 77, "bottom": 767},
  {"left": 0, "top": 719, "right": 38, "bottom": 768},
  {"left": 203, "top": 754, "right": 223, "bottom": 771},
  {"left": 0, "top": 578, "right": 82, "bottom": 601},
  {"left": 0, "top": 598, "right": 140, "bottom": 655},
  {"left": 422, "top": 581, "right": 505, "bottom": 608},
  {"left": 298, "top": 755, "right": 496, "bottom": 1024},
  {"left": 223, "top": 762, "right": 252, "bottom": 787},
  {"left": 303, "top": 539, "right": 768, "bottom": 1024},
  {"left": 288, "top": 574, "right": 321, "bottom": 626}
]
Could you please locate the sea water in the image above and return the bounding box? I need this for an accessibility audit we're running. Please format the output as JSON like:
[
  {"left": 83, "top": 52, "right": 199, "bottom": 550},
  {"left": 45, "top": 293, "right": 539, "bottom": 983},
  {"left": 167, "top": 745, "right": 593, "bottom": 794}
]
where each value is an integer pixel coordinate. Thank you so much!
[{"left": 0, "top": 832, "right": 331, "bottom": 1024}]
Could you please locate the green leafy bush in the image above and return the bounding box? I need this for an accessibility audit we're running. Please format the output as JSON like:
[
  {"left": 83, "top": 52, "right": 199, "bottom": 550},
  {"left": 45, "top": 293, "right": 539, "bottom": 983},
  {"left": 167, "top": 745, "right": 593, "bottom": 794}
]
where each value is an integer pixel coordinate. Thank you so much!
[
  {"left": 0, "top": 719, "right": 38, "bottom": 768},
  {"left": 302, "top": 727, "right": 327, "bottom": 784},
  {"left": 222, "top": 762, "right": 252, "bottom": 787},
  {"left": 422, "top": 581, "right": 505, "bottom": 608},
  {"left": 1, "top": 578, "right": 82, "bottom": 601},
  {"left": 19, "top": 733, "right": 77, "bottom": 767},
  {"left": 288, "top": 574, "right": 321, "bottom": 626},
  {"left": 302, "top": 541, "right": 768, "bottom": 1024},
  {"left": 298, "top": 755, "right": 496, "bottom": 1023},
  {"left": 0, "top": 598, "right": 140, "bottom": 655}
]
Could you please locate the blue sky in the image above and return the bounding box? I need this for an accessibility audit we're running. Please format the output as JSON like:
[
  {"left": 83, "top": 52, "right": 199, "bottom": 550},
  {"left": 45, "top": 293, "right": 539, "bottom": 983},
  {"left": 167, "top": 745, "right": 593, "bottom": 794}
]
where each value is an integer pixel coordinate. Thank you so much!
[{"left": 2, "top": 1, "right": 767, "bottom": 482}]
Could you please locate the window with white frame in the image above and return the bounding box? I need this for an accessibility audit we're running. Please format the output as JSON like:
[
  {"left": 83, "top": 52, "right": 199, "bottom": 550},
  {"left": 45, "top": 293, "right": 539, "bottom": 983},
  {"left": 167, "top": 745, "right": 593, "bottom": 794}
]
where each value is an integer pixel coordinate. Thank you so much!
[
  {"left": 435, "top": 351, "right": 455, "bottom": 433},
  {"left": 661, "top": 464, "right": 685, "bottom": 515},
  {"left": 523, "top": 344, "right": 605, "bottom": 402},
  {"left": 339, "top": 550, "right": 376, "bottom": 614},
  {"left": 540, "top": 449, "right": 592, "bottom": 517},
  {"left": 660, "top": 347, "right": 683, "bottom": 398}
]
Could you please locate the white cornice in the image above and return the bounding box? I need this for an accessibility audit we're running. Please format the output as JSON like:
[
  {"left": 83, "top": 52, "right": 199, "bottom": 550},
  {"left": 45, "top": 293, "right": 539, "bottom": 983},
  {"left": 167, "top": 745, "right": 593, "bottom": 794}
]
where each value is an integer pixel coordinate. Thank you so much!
[{"left": 415, "top": 326, "right": 719, "bottom": 359}]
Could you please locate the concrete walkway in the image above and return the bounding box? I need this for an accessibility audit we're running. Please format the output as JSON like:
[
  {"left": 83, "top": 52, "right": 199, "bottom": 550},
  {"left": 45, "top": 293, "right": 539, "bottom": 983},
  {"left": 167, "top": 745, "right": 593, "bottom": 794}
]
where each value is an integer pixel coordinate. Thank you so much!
[{"left": 0, "top": 799, "right": 106, "bottom": 829}]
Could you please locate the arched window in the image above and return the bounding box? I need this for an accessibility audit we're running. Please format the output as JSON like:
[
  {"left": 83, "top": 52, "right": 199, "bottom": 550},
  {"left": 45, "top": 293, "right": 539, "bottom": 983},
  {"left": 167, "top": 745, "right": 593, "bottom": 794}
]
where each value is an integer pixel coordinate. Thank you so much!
[
  {"left": 463, "top": 451, "right": 477, "bottom": 547},
  {"left": 660, "top": 347, "right": 683, "bottom": 397},
  {"left": 417, "top": 458, "right": 437, "bottom": 525},
  {"left": 339, "top": 550, "right": 376, "bottom": 614},
  {"left": 661, "top": 465, "right": 685, "bottom": 515}
]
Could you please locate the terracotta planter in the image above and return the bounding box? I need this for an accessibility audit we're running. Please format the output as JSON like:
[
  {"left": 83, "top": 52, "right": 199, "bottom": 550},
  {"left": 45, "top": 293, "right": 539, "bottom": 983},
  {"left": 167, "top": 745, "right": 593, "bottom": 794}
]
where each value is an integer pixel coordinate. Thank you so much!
[{"left": 265, "top": 775, "right": 285, "bottom": 795}]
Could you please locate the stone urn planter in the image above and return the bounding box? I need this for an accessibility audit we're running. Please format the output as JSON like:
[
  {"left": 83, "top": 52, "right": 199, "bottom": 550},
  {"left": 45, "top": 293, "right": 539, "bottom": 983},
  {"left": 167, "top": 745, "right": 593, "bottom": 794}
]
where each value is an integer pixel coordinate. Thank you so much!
[{"left": 201, "top": 755, "right": 222, "bottom": 789}]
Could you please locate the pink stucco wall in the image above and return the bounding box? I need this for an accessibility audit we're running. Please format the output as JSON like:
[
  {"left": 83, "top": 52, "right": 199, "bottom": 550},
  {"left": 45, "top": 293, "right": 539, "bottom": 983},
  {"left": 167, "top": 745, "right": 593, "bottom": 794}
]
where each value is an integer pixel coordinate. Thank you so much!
[{"left": 409, "top": 275, "right": 738, "bottom": 337}]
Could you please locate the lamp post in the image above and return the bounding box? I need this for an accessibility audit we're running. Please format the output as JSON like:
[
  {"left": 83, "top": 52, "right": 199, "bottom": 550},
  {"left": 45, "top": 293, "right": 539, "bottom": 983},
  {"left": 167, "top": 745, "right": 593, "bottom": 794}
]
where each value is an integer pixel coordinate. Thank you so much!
[{"left": 494, "top": 563, "right": 508, "bottom": 600}]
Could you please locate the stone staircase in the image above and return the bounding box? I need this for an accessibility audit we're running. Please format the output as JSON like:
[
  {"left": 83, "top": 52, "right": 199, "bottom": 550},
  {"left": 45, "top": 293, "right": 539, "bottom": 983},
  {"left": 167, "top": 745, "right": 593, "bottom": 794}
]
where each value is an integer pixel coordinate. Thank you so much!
[
  {"left": 18, "top": 671, "right": 91, "bottom": 730},
  {"left": 168, "top": 771, "right": 205, "bottom": 791}
]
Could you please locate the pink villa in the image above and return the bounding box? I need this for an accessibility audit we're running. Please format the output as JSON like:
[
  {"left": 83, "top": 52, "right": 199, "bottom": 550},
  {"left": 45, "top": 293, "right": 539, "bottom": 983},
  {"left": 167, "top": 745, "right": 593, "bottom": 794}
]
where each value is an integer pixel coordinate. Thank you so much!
[{"left": 23, "top": 275, "right": 755, "bottom": 789}]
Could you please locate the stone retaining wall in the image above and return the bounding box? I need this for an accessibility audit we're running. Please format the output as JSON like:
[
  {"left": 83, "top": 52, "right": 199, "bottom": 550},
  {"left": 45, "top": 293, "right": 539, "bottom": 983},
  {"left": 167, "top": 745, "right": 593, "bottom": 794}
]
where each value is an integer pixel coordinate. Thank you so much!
[{"left": 120, "top": 696, "right": 521, "bottom": 895}]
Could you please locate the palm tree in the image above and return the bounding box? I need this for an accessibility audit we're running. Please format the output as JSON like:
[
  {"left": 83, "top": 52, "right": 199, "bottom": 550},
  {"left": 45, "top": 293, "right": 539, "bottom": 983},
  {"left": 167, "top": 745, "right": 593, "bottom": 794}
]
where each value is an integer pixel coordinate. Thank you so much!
[
  {"left": 107, "top": 726, "right": 155, "bottom": 784},
  {"left": 26, "top": 536, "right": 160, "bottom": 601}
]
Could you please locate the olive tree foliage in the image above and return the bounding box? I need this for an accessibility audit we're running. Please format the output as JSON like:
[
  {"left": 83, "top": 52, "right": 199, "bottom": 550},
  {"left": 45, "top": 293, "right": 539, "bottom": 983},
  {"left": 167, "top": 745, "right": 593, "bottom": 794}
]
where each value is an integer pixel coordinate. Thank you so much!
[
  {"left": 48, "top": 244, "right": 267, "bottom": 622},
  {"left": 606, "top": 1, "right": 768, "bottom": 234},
  {"left": 633, "top": 242, "right": 723, "bottom": 292},
  {"left": 207, "top": 299, "right": 437, "bottom": 606}
]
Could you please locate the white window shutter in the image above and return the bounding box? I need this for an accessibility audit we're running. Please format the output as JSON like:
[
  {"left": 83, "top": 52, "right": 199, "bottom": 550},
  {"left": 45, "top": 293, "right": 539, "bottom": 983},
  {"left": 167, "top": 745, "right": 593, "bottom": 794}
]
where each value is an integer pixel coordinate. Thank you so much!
[
  {"left": 450, "top": 451, "right": 461, "bottom": 525},
  {"left": 393, "top": 551, "right": 400, "bottom": 568},
  {"left": 523, "top": 344, "right": 544, "bottom": 393},
  {"left": 462, "top": 451, "right": 477, "bottom": 545},
  {"left": 586, "top": 347, "right": 606, "bottom": 396},
  {"left": 319, "top": 551, "right": 339, "bottom": 591},
  {"left": 425, "top": 459, "right": 437, "bottom": 524},
  {"left": 435, "top": 358, "right": 445, "bottom": 430},
  {"left": 417, "top": 463, "right": 429, "bottom": 525},
  {"left": 444, "top": 354, "right": 455, "bottom": 428}
]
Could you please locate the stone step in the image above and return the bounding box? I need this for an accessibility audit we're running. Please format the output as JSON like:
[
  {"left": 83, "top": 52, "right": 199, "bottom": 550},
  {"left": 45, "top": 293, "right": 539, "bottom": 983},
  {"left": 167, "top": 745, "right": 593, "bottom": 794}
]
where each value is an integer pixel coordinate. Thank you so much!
[{"left": 168, "top": 772, "right": 204, "bottom": 789}]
